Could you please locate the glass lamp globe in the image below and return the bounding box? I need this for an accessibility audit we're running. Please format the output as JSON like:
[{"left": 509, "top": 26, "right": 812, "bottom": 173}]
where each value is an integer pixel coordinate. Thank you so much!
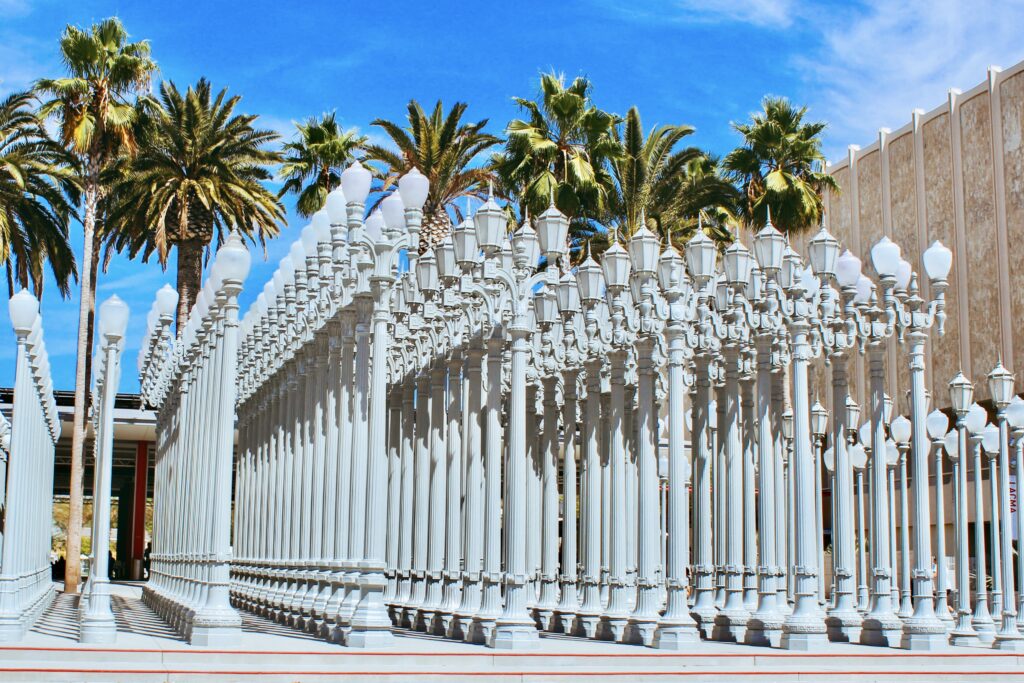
[
  {"left": 685, "top": 228, "right": 716, "bottom": 284},
  {"left": 602, "top": 241, "right": 632, "bottom": 290},
  {"left": 557, "top": 272, "right": 580, "bottom": 314},
  {"left": 870, "top": 236, "right": 901, "bottom": 278},
  {"left": 926, "top": 409, "right": 949, "bottom": 441},
  {"left": 780, "top": 247, "right": 800, "bottom": 290},
  {"left": 312, "top": 209, "right": 332, "bottom": 242},
  {"left": 8, "top": 289, "right": 39, "bottom": 332},
  {"left": 853, "top": 274, "right": 873, "bottom": 304},
  {"left": 576, "top": 253, "right": 605, "bottom": 304},
  {"left": 300, "top": 224, "right": 318, "bottom": 257},
  {"left": 714, "top": 277, "right": 729, "bottom": 312},
  {"left": 416, "top": 248, "right": 440, "bottom": 293},
  {"left": 658, "top": 247, "right": 684, "bottom": 293},
  {"left": 807, "top": 226, "right": 840, "bottom": 278},
  {"left": 752, "top": 219, "right": 786, "bottom": 274},
  {"left": 474, "top": 195, "right": 506, "bottom": 253},
  {"left": 156, "top": 284, "right": 179, "bottom": 318},
  {"left": 987, "top": 361, "right": 1015, "bottom": 407},
  {"left": 289, "top": 242, "right": 306, "bottom": 273},
  {"left": 340, "top": 160, "right": 372, "bottom": 205},
  {"left": 980, "top": 423, "right": 1000, "bottom": 453},
  {"left": 845, "top": 395, "right": 861, "bottom": 431},
  {"left": 534, "top": 289, "right": 558, "bottom": 326},
  {"left": 325, "top": 186, "right": 348, "bottom": 225},
  {"left": 781, "top": 410, "right": 794, "bottom": 440},
  {"left": 536, "top": 203, "right": 570, "bottom": 259},
  {"left": 943, "top": 430, "right": 959, "bottom": 460},
  {"left": 835, "top": 249, "right": 862, "bottom": 289},
  {"left": 823, "top": 446, "right": 834, "bottom": 472},
  {"left": 810, "top": 401, "right": 829, "bottom": 437},
  {"left": 850, "top": 443, "right": 868, "bottom": 470},
  {"left": 435, "top": 235, "right": 456, "bottom": 280},
  {"left": 381, "top": 192, "right": 406, "bottom": 235},
  {"left": 947, "top": 371, "right": 974, "bottom": 414},
  {"left": 883, "top": 394, "right": 894, "bottom": 424},
  {"left": 1005, "top": 396, "right": 1024, "bottom": 429},
  {"left": 882, "top": 439, "right": 899, "bottom": 466},
  {"left": 965, "top": 402, "right": 988, "bottom": 434},
  {"left": 99, "top": 294, "right": 131, "bottom": 339},
  {"left": 628, "top": 225, "right": 660, "bottom": 277},
  {"left": 895, "top": 258, "right": 913, "bottom": 290},
  {"left": 452, "top": 216, "right": 479, "bottom": 269},
  {"left": 511, "top": 221, "right": 541, "bottom": 270},
  {"left": 365, "top": 209, "right": 385, "bottom": 241},
  {"left": 922, "top": 240, "right": 953, "bottom": 282},
  {"left": 890, "top": 414, "right": 912, "bottom": 445},
  {"left": 263, "top": 280, "right": 276, "bottom": 309},
  {"left": 500, "top": 238, "right": 515, "bottom": 273},
  {"left": 722, "top": 241, "right": 753, "bottom": 287},
  {"left": 858, "top": 421, "right": 873, "bottom": 448},
  {"left": 216, "top": 233, "right": 252, "bottom": 283},
  {"left": 398, "top": 167, "right": 430, "bottom": 210}
]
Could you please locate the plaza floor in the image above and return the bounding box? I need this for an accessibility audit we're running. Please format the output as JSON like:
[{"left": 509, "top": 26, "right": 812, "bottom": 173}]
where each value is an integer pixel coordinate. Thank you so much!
[{"left": 2, "top": 583, "right": 1023, "bottom": 682}]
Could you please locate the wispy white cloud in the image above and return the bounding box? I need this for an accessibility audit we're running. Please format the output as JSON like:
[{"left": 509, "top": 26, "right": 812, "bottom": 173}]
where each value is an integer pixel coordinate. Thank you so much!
[
  {"left": 591, "top": 0, "right": 1024, "bottom": 160},
  {"left": 593, "top": 0, "right": 795, "bottom": 28},
  {"left": 796, "top": 0, "right": 1024, "bottom": 159}
]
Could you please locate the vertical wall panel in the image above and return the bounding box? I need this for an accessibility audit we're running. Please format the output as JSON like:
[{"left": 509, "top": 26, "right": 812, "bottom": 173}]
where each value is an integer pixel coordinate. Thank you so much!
[
  {"left": 959, "top": 93, "right": 1000, "bottom": 399},
  {"left": 1001, "top": 71, "right": 1024, "bottom": 376},
  {"left": 889, "top": 132, "right": 917, "bottom": 415},
  {"left": 921, "top": 113, "right": 961, "bottom": 396}
]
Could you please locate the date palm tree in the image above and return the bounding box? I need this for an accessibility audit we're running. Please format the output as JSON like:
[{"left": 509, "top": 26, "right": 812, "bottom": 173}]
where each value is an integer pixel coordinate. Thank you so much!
[
  {"left": 105, "top": 78, "right": 284, "bottom": 325},
  {"left": 603, "top": 107, "right": 738, "bottom": 254},
  {"left": 364, "top": 100, "right": 499, "bottom": 251},
  {"left": 0, "top": 91, "right": 78, "bottom": 297},
  {"left": 35, "top": 17, "right": 155, "bottom": 594},
  {"left": 278, "top": 112, "right": 366, "bottom": 218},
  {"left": 723, "top": 96, "right": 837, "bottom": 235},
  {"left": 493, "top": 71, "right": 621, "bottom": 257}
]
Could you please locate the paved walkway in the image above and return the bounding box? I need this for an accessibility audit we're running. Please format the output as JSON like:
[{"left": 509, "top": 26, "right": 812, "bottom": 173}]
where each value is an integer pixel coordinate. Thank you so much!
[{"left": 3, "top": 584, "right": 1023, "bottom": 682}]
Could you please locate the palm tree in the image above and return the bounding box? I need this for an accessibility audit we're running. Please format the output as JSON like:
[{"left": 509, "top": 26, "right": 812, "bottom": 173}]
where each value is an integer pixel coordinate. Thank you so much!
[
  {"left": 364, "top": 100, "right": 499, "bottom": 251},
  {"left": 493, "top": 71, "right": 621, "bottom": 254},
  {"left": 278, "top": 112, "right": 366, "bottom": 218},
  {"left": 35, "top": 17, "right": 155, "bottom": 594},
  {"left": 651, "top": 154, "right": 740, "bottom": 250},
  {"left": 0, "top": 91, "right": 79, "bottom": 297},
  {"left": 602, "top": 107, "right": 738, "bottom": 255},
  {"left": 105, "top": 78, "right": 285, "bottom": 325},
  {"left": 722, "top": 96, "right": 838, "bottom": 235},
  {"left": 606, "top": 106, "right": 696, "bottom": 240}
]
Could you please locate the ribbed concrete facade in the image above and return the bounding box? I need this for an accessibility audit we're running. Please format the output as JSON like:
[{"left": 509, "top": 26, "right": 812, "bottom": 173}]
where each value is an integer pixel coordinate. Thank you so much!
[{"left": 822, "top": 59, "right": 1024, "bottom": 411}]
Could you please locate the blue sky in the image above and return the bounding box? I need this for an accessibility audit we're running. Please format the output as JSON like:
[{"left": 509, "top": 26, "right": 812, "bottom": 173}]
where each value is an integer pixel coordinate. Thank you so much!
[{"left": 1, "top": 0, "right": 1022, "bottom": 392}]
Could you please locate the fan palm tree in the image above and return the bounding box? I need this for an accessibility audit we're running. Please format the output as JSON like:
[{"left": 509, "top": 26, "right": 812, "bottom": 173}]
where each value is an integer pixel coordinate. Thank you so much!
[
  {"left": 105, "top": 78, "right": 284, "bottom": 325},
  {"left": 0, "top": 91, "right": 79, "bottom": 297},
  {"left": 722, "top": 96, "right": 838, "bottom": 235},
  {"left": 493, "top": 71, "right": 621, "bottom": 255},
  {"left": 35, "top": 17, "right": 155, "bottom": 594},
  {"left": 278, "top": 112, "right": 366, "bottom": 218},
  {"left": 364, "top": 100, "right": 499, "bottom": 251}
]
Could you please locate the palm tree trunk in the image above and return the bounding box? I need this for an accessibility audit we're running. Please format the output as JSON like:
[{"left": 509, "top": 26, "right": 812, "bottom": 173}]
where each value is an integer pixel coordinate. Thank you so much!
[
  {"left": 64, "top": 168, "right": 100, "bottom": 595},
  {"left": 175, "top": 238, "right": 204, "bottom": 331}
]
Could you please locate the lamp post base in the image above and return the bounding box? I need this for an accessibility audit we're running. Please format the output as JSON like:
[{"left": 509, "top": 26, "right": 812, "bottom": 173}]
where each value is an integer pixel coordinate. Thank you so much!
[
  {"left": 623, "top": 617, "right": 659, "bottom": 646},
  {"left": 78, "top": 615, "right": 117, "bottom": 644},
  {"left": 746, "top": 614, "right": 784, "bottom": 647},
  {"left": 825, "top": 609, "right": 864, "bottom": 643},
  {"left": 571, "top": 612, "right": 601, "bottom": 639},
  {"left": 712, "top": 609, "right": 749, "bottom": 643},
  {"left": 651, "top": 620, "right": 701, "bottom": 649},
  {"left": 489, "top": 619, "right": 540, "bottom": 650},
  {"left": 860, "top": 614, "right": 904, "bottom": 648},
  {"left": 595, "top": 615, "right": 629, "bottom": 642}
]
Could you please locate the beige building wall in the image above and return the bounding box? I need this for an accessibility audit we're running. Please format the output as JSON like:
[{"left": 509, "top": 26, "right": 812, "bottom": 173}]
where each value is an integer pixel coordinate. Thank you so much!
[{"left": 825, "top": 60, "right": 1024, "bottom": 408}]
